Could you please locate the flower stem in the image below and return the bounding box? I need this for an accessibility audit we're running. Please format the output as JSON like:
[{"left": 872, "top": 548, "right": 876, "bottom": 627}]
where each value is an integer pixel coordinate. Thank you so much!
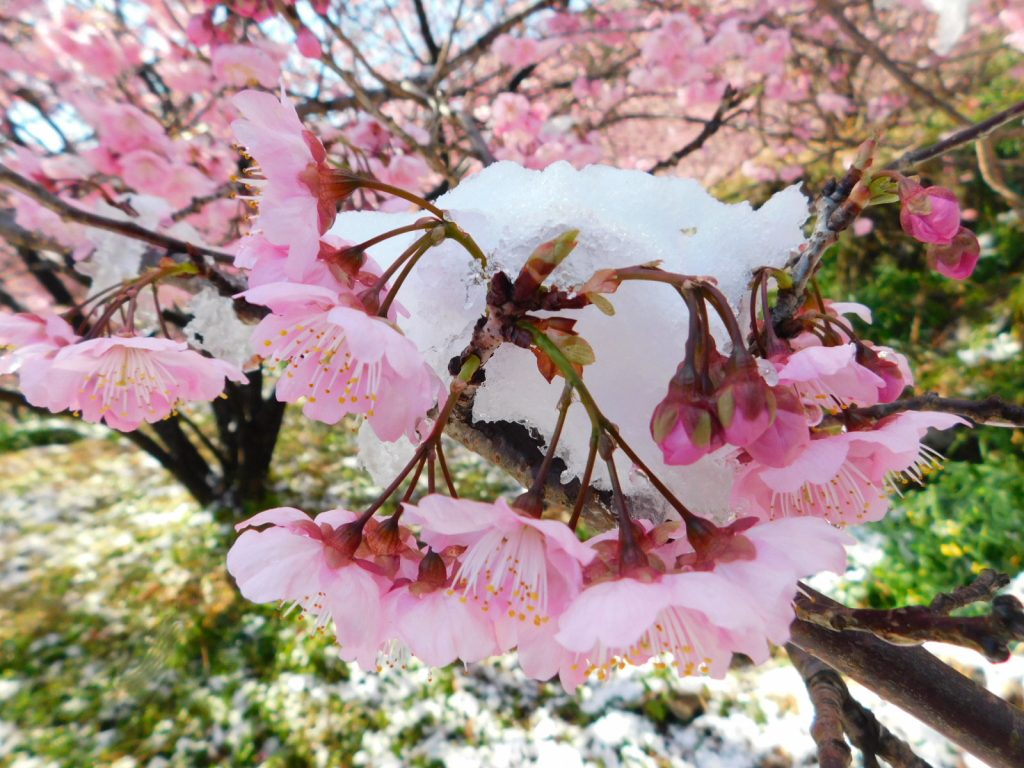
[
  {"left": 378, "top": 239, "right": 433, "bottom": 317},
  {"left": 519, "top": 319, "right": 711, "bottom": 530},
  {"left": 444, "top": 221, "right": 489, "bottom": 269},
  {"left": 356, "top": 178, "right": 446, "bottom": 219},
  {"left": 525, "top": 382, "right": 573, "bottom": 504},
  {"left": 363, "top": 355, "right": 479, "bottom": 515}
]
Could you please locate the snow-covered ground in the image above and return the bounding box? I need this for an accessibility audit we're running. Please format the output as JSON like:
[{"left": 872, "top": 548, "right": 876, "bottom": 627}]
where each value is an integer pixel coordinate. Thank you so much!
[{"left": 0, "top": 433, "right": 1021, "bottom": 767}]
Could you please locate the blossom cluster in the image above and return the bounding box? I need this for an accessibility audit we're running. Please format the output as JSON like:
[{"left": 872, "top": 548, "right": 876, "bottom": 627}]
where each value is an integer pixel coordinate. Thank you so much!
[
  {"left": 0, "top": 88, "right": 977, "bottom": 689},
  {"left": 649, "top": 287, "right": 966, "bottom": 526},
  {"left": 227, "top": 497, "right": 850, "bottom": 691}
]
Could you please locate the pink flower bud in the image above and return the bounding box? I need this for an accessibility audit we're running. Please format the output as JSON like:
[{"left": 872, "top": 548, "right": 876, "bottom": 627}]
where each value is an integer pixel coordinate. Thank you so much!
[
  {"left": 296, "top": 27, "right": 321, "bottom": 59},
  {"left": 651, "top": 387, "right": 724, "bottom": 466},
  {"left": 715, "top": 355, "right": 777, "bottom": 447},
  {"left": 927, "top": 226, "right": 980, "bottom": 280},
  {"left": 898, "top": 180, "right": 961, "bottom": 245},
  {"left": 742, "top": 386, "right": 810, "bottom": 468},
  {"left": 855, "top": 344, "right": 911, "bottom": 403}
]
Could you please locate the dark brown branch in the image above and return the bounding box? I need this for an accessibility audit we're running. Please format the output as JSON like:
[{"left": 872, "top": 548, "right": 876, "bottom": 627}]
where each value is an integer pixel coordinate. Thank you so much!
[
  {"left": 444, "top": 398, "right": 613, "bottom": 527},
  {"left": 646, "top": 86, "right": 741, "bottom": 174},
  {"left": 16, "top": 246, "right": 75, "bottom": 306},
  {"left": 840, "top": 691, "right": 935, "bottom": 768},
  {"left": 412, "top": 0, "right": 441, "bottom": 62},
  {"left": 0, "top": 164, "right": 235, "bottom": 264},
  {"left": 788, "top": 644, "right": 935, "bottom": 768},
  {"left": 797, "top": 578, "right": 1024, "bottom": 663},
  {"left": 790, "top": 589, "right": 1024, "bottom": 768},
  {"left": 787, "top": 644, "right": 852, "bottom": 768},
  {"left": 849, "top": 392, "right": 1024, "bottom": 428},
  {"left": 930, "top": 569, "right": 1010, "bottom": 614},
  {"left": 885, "top": 99, "right": 1024, "bottom": 172}
]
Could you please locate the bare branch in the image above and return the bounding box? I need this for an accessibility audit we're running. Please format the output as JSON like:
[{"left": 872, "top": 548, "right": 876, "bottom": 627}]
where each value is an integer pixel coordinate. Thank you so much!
[
  {"left": 930, "top": 569, "right": 1010, "bottom": 615},
  {"left": 788, "top": 644, "right": 935, "bottom": 768},
  {"left": 412, "top": 0, "right": 441, "bottom": 62},
  {"left": 885, "top": 99, "right": 1024, "bottom": 172},
  {"left": 849, "top": 392, "right": 1024, "bottom": 428},
  {"left": 787, "top": 644, "right": 853, "bottom": 768},
  {"left": 797, "top": 578, "right": 1024, "bottom": 663},
  {"left": 646, "top": 86, "right": 742, "bottom": 174},
  {"left": 790, "top": 609, "right": 1024, "bottom": 768},
  {"left": 0, "top": 164, "right": 235, "bottom": 264}
]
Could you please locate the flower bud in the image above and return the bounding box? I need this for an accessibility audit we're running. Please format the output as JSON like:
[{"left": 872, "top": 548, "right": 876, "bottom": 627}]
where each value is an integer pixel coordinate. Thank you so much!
[
  {"left": 855, "top": 344, "right": 910, "bottom": 403},
  {"left": 927, "top": 226, "right": 980, "bottom": 280},
  {"left": 410, "top": 550, "right": 448, "bottom": 595},
  {"left": 715, "top": 354, "right": 777, "bottom": 447},
  {"left": 898, "top": 179, "right": 961, "bottom": 245},
  {"left": 742, "top": 385, "right": 810, "bottom": 468},
  {"left": 651, "top": 385, "right": 723, "bottom": 466}
]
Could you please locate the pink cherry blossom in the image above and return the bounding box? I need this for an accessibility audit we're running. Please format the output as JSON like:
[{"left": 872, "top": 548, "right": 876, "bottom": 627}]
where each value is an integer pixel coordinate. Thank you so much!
[
  {"left": 402, "top": 495, "right": 595, "bottom": 639},
  {"left": 0, "top": 311, "right": 78, "bottom": 373},
  {"left": 711, "top": 518, "right": 851, "bottom": 653},
  {"left": 234, "top": 234, "right": 348, "bottom": 291},
  {"left": 0, "top": 313, "right": 80, "bottom": 412},
  {"left": 212, "top": 44, "right": 280, "bottom": 88},
  {"left": 296, "top": 27, "right": 321, "bottom": 59},
  {"left": 232, "top": 90, "right": 350, "bottom": 277},
  {"left": 42, "top": 336, "right": 245, "bottom": 431},
  {"left": 227, "top": 506, "right": 389, "bottom": 668},
  {"left": 244, "top": 282, "right": 437, "bottom": 441},
  {"left": 554, "top": 571, "right": 756, "bottom": 685},
  {"left": 94, "top": 103, "right": 171, "bottom": 155},
  {"left": 733, "top": 412, "right": 967, "bottom": 525},
  {"left": 384, "top": 551, "right": 500, "bottom": 667},
  {"left": 899, "top": 181, "right": 961, "bottom": 245},
  {"left": 742, "top": 385, "right": 811, "bottom": 469},
  {"left": 715, "top": 355, "right": 777, "bottom": 447},
  {"left": 776, "top": 343, "right": 886, "bottom": 410}
]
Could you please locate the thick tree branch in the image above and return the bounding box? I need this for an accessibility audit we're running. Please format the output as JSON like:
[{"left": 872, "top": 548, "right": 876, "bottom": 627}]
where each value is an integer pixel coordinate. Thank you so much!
[
  {"left": 787, "top": 644, "right": 852, "bottom": 768},
  {"left": 790, "top": 587, "right": 1024, "bottom": 768},
  {"left": 787, "top": 644, "right": 935, "bottom": 768},
  {"left": 797, "top": 576, "right": 1024, "bottom": 663}
]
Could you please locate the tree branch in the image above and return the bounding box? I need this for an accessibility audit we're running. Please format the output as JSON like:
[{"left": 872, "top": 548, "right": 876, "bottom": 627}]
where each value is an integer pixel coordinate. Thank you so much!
[
  {"left": 787, "top": 644, "right": 852, "bottom": 768},
  {"left": 790, "top": 587, "right": 1024, "bottom": 768},
  {"left": 412, "top": 0, "right": 441, "bottom": 62},
  {"left": 646, "top": 86, "right": 742, "bottom": 174},
  {"left": 849, "top": 392, "right": 1024, "bottom": 428},
  {"left": 787, "top": 644, "right": 935, "bottom": 768},
  {"left": 885, "top": 99, "right": 1024, "bottom": 172},
  {"left": 0, "top": 164, "right": 235, "bottom": 264}
]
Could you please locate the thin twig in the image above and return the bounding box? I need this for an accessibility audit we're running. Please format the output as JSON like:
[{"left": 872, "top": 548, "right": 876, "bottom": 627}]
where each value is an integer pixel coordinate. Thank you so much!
[
  {"left": 0, "top": 164, "right": 234, "bottom": 264},
  {"left": 885, "top": 99, "right": 1024, "bottom": 172},
  {"left": 849, "top": 392, "right": 1024, "bottom": 428}
]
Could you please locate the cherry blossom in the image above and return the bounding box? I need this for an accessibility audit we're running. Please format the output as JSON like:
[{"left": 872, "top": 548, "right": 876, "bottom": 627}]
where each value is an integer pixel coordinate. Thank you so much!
[
  {"left": 232, "top": 90, "right": 353, "bottom": 277},
  {"left": 733, "top": 412, "right": 967, "bottom": 525},
  {"left": 226, "top": 506, "right": 389, "bottom": 668},
  {"left": 41, "top": 336, "right": 246, "bottom": 431},
  {"left": 244, "top": 282, "right": 437, "bottom": 441},
  {"left": 402, "top": 495, "right": 595, "bottom": 638}
]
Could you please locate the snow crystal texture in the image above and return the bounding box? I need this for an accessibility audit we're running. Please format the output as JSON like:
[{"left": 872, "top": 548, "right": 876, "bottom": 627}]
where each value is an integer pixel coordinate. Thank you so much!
[{"left": 331, "top": 162, "right": 809, "bottom": 521}]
